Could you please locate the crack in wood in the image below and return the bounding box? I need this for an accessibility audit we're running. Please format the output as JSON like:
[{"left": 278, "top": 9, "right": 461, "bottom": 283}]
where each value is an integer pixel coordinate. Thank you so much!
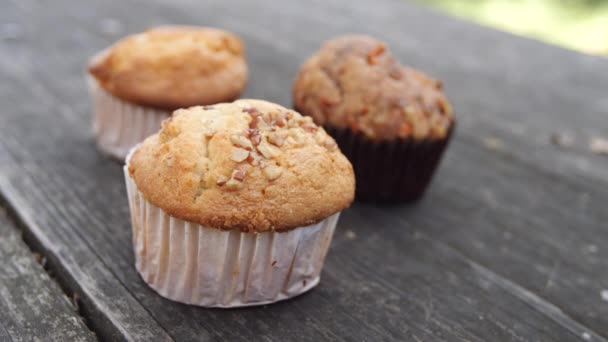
[
  {"left": 464, "top": 251, "right": 606, "bottom": 342},
  {"left": 0, "top": 203, "right": 96, "bottom": 342},
  {"left": 0, "top": 178, "right": 175, "bottom": 342}
]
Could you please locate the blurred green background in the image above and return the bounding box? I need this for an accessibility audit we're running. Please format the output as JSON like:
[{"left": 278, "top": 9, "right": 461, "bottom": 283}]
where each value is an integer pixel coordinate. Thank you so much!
[{"left": 417, "top": 0, "right": 608, "bottom": 55}]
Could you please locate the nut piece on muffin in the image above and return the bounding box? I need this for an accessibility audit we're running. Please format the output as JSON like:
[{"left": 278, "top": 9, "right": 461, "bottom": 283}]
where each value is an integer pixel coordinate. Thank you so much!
[
  {"left": 293, "top": 35, "right": 455, "bottom": 202},
  {"left": 87, "top": 25, "right": 248, "bottom": 159},
  {"left": 124, "top": 99, "right": 354, "bottom": 307}
]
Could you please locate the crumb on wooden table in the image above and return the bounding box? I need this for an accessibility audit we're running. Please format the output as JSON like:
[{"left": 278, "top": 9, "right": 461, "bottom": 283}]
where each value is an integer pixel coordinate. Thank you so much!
[
  {"left": 590, "top": 137, "right": 608, "bottom": 155},
  {"left": 482, "top": 136, "right": 503, "bottom": 151},
  {"left": 550, "top": 132, "right": 574, "bottom": 148},
  {"left": 601, "top": 289, "right": 608, "bottom": 302}
]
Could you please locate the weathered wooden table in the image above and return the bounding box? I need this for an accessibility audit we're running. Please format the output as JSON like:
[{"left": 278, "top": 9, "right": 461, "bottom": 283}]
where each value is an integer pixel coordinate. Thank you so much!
[{"left": 2, "top": 0, "right": 608, "bottom": 340}]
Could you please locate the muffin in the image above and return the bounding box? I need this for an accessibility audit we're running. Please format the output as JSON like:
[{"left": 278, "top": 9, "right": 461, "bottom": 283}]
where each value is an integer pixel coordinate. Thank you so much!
[
  {"left": 124, "top": 99, "right": 354, "bottom": 307},
  {"left": 88, "top": 25, "right": 248, "bottom": 159},
  {"left": 293, "top": 35, "right": 454, "bottom": 202}
]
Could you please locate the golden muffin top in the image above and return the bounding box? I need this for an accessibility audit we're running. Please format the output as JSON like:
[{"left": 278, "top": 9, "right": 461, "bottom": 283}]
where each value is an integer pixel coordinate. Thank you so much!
[
  {"left": 293, "top": 35, "right": 453, "bottom": 141},
  {"left": 89, "top": 25, "right": 248, "bottom": 110},
  {"left": 128, "top": 99, "right": 355, "bottom": 232}
]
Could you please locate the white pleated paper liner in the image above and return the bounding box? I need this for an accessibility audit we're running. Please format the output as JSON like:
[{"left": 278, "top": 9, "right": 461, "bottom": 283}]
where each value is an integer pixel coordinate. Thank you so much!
[
  {"left": 123, "top": 151, "right": 339, "bottom": 307},
  {"left": 88, "top": 76, "right": 170, "bottom": 160}
]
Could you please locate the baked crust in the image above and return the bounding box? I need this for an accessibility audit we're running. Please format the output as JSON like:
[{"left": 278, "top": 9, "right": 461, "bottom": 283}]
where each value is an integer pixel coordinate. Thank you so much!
[
  {"left": 128, "top": 99, "right": 355, "bottom": 232},
  {"left": 89, "top": 26, "right": 248, "bottom": 110},
  {"left": 293, "top": 35, "right": 453, "bottom": 141}
]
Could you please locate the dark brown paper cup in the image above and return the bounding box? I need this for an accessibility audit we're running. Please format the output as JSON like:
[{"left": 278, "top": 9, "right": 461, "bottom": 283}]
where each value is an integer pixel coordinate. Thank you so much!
[{"left": 325, "top": 123, "right": 454, "bottom": 203}]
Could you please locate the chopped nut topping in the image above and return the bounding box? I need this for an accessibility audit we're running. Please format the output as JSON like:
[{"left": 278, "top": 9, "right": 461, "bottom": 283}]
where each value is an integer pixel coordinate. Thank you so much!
[
  {"left": 230, "top": 134, "right": 253, "bottom": 150},
  {"left": 203, "top": 128, "right": 216, "bottom": 138},
  {"left": 299, "top": 116, "right": 314, "bottom": 125},
  {"left": 247, "top": 151, "right": 262, "bottom": 165},
  {"left": 231, "top": 168, "right": 246, "bottom": 181},
  {"left": 212, "top": 103, "right": 335, "bottom": 187},
  {"left": 251, "top": 133, "right": 261, "bottom": 146},
  {"left": 231, "top": 147, "right": 249, "bottom": 162},
  {"left": 302, "top": 123, "right": 318, "bottom": 133},
  {"left": 404, "top": 106, "right": 417, "bottom": 118},
  {"left": 287, "top": 119, "right": 299, "bottom": 128},
  {"left": 388, "top": 66, "right": 402, "bottom": 80},
  {"left": 249, "top": 116, "right": 259, "bottom": 129},
  {"left": 431, "top": 125, "right": 447, "bottom": 138},
  {"left": 257, "top": 140, "right": 280, "bottom": 159},
  {"left": 246, "top": 108, "right": 263, "bottom": 129},
  {"left": 320, "top": 96, "right": 338, "bottom": 106},
  {"left": 314, "top": 131, "right": 325, "bottom": 143},
  {"left": 367, "top": 44, "right": 385, "bottom": 64},
  {"left": 216, "top": 175, "right": 228, "bottom": 186},
  {"left": 437, "top": 98, "right": 451, "bottom": 115},
  {"left": 284, "top": 136, "right": 296, "bottom": 146},
  {"left": 413, "top": 120, "right": 430, "bottom": 139},
  {"left": 371, "top": 112, "right": 388, "bottom": 124},
  {"left": 250, "top": 115, "right": 270, "bottom": 130},
  {"left": 323, "top": 139, "right": 338, "bottom": 150},
  {"left": 243, "top": 107, "right": 260, "bottom": 115},
  {"left": 224, "top": 179, "right": 243, "bottom": 190},
  {"left": 289, "top": 131, "right": 306, "bottom": 146},
  {"left": 267, "top": 132, "right": 286, "bottom": 147},
  {"left": 247, "top": 128, "right": 261, "bottom": 145},
  {"left": 399, "top": 122, "right": 412, "bottom": 137},
  {"left": 263, "top": 165, "right": 283, "bottom": 180},
  {"left": 275, "top": 112, "right": 286, "bottom": 127}
]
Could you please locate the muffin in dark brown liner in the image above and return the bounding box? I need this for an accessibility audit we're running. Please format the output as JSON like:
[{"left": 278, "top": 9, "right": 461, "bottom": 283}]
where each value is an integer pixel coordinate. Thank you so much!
[
  {"left": 324, "top": 123, "right": 454, "bottom": 203},
  {"left": 293, "top": 35, "right": 455, "bottom": 203}
]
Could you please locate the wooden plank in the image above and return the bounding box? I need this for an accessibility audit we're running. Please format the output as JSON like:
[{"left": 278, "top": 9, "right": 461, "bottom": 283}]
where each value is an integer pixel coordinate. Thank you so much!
[
  {"left": 0, "top": 66, "right": 596, "bottom": 339},
  {"left": 113, "top": 0, "right": 608, "bottom": 336},
  {"left": 1, "top": 0, "right": 607, "bottom": 341},
  {"left": 0, "top": 323, "right": 11, "bottom": 342},
  {"left": 330, "top": 131, "right": 608, "bottom": 336},
  {"left": 0, "top": 206, "right": 96, "bottom": 342},
  {"left": 0, "top": 141, "right": 594, "bottom": 341},
  {"left": 404, "top": 138, "right": 608, "bottom": 335},
  {"left": 0, "top": 149, "right": 173, "bottom": 342}
]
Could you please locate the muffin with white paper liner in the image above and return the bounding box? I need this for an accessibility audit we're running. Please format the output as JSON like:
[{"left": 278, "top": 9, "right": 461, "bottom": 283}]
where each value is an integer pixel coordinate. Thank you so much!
[
  {"left": 124, "top": 99, "right": 354, "bottom": 307},
  {"left": 88, "top": 25, "right": 248, "bottom": 160}
]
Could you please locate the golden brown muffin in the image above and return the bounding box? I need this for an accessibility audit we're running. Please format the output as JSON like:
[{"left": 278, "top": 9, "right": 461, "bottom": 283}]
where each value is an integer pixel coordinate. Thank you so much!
[
  {"left": 128, "top": 99, "right": 355, "bottom": 232},
  {"left": 89, "top": 26, "right": 248, "bottom": 110},
  {"left": 293, "top": 34, "right": 453, "bottom": 141}
]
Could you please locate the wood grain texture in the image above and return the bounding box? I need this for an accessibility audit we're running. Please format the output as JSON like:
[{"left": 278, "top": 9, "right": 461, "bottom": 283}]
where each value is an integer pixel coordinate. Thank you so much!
[
  {"left": 1, "top": 0, "right": 608, "bottom": 341},
  {"left": 0, "top": 206, "right": 96, "bottom": 342}
]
